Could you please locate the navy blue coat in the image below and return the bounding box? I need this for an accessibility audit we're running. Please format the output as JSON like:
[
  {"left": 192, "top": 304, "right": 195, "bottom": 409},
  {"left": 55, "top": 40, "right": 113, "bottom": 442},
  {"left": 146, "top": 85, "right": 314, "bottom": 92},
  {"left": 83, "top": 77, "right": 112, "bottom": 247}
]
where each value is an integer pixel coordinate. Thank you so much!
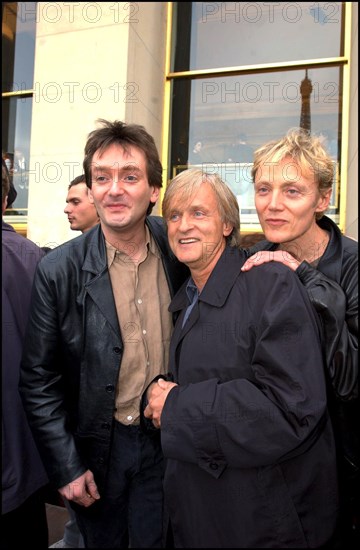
[
  {"left": 2, "top": 221, "right": 48, "bottom": 513},
  {"left": 161, "top": 246, "right": 339, "bottom": 548},
  {"left": 248, "top": 215, "right": 358, "bottom": 401}
]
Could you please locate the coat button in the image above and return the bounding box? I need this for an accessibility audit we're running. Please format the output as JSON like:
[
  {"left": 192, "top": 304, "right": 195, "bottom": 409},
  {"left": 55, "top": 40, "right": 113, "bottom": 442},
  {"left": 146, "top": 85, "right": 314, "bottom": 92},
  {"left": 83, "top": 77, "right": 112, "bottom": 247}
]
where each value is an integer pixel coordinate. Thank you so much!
[
  {"left": 101, "top": 422, "right": 111, "bottom": 430},
  {"left": 113, "top": 347, "right": 121, "bottom": 354},
  {"left": 105, "top": 384, "right": 114, "bottom": 393},
  {"left": 97, "top": 457, "right": 104, "bottom": 464},
  {"left": 210, "top": 462, "right": 218, "bottom": 470}
]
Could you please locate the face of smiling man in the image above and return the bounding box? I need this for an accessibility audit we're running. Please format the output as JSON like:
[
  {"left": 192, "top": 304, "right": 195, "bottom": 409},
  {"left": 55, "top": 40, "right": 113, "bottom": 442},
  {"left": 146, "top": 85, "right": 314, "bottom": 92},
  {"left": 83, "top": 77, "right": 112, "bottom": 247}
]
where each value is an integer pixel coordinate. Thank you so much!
[
  {"left": 166, "top": 181, "right": 232, "bottom": 288},
  {"left": 88, "top": 143, "right": 159, "bottom": 243}
]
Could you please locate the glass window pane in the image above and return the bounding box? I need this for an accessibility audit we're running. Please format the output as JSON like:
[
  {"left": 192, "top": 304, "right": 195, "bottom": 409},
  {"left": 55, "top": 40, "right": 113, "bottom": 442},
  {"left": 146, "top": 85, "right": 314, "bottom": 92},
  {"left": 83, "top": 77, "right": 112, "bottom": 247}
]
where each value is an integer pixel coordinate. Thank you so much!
[
  {"left": 170, "top": 66, "right": 342, "bottom": 227},
  {"left": 173, "top": 2, "right": 343, "bottom": 72},
  {"left": 2, "top": 2, "right": 37, "bottom": 92},
  {"left": 2, "top": 96, "right": 33, "bottom": 216}
]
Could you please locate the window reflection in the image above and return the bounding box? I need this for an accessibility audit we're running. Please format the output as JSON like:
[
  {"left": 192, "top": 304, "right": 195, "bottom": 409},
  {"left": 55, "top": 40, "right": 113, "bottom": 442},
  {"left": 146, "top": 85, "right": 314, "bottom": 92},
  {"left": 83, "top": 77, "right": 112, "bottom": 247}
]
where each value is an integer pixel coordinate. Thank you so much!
[
  {"left": 2, "top": 2, "right": 37, "bottom": 219},
  {"left": 2, "top": 96, "right": 33, "bottom": 215},
  {"left": 172, "top": 67, "right": 341, "bottom": 163},
  {"left": 173, "top": 2, "right": 343, "bottom": 72},
  {"left": 2, "top": 2, "right": 37, "bottom": 92},
  {"left": 170, "top": 67, "right": 341, "bottom": 226}
]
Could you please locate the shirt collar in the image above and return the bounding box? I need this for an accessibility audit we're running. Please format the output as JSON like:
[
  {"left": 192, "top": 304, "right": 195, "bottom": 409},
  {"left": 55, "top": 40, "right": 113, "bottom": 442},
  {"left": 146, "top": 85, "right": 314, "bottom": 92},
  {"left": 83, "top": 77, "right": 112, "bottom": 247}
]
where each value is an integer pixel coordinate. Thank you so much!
[
  {"left": 185, "top": 277, "right": 199, "bottom": 304},
  {"left": 105, "top": 224, "right": 159, "bottom": 267}
]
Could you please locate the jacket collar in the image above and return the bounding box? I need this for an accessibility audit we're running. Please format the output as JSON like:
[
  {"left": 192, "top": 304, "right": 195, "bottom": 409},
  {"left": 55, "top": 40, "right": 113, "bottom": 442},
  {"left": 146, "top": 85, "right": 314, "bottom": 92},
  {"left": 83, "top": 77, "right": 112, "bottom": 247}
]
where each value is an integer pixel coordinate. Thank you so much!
[
  {"left": 316, "top": 215, "right": 343, "bottom": 283},
  {"left": 80, "top": 217, "right": 170, "bottom": 275},
  {"left": 247, "top": 216, "right": 343, "bottom": 284},
  {"left": 169, "top": 246, "right": 247, "bottom": 313},
  {"left": 79, "top": 218, "right": 180, "bottom": 338},
  {"left": 2, "top": 219, "right": 15, "bottom": 233},
  {"left": 81, "top": 224, "right": 111, "bottom": 275}
]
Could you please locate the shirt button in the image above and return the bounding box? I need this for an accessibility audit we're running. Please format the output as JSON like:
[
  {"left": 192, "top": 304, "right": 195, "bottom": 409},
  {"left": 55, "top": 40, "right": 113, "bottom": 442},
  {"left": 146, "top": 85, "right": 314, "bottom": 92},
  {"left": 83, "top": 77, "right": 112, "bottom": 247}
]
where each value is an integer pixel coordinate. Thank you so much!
[
  {"left": 105, "top": 384, "right": 114, "bottom": 393},
  {"left": 127, "top": 415, "right": 133, "bottom": 421},
  {"left": 142, "top": 329, "right": 147, "bottom": 335},
  {"left": 137, "top": 299, "right": 142, "bottom": 304}
]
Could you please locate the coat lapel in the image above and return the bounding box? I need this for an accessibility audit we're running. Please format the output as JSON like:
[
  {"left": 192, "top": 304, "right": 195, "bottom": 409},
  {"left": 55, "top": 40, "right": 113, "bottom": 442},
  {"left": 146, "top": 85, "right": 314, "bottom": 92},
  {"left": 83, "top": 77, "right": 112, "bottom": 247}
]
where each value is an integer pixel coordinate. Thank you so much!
[{"left": 169, "top": 246, "right": 247, "bottom": 376}]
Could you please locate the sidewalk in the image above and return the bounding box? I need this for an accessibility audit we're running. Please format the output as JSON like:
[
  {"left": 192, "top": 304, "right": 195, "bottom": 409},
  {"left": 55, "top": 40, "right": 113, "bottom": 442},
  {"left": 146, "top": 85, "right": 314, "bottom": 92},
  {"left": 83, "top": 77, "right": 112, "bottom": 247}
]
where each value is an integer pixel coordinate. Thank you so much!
[{"left": 46, "top": 503, "right": 70, "bottom": 547}]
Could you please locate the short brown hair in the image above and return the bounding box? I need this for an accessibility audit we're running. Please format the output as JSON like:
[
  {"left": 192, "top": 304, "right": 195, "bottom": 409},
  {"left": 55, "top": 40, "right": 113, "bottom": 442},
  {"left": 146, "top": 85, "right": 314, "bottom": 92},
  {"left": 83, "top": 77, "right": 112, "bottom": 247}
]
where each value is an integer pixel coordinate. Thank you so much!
[{"left": 68, "top": 174, "right": 86, "bottom": 189}]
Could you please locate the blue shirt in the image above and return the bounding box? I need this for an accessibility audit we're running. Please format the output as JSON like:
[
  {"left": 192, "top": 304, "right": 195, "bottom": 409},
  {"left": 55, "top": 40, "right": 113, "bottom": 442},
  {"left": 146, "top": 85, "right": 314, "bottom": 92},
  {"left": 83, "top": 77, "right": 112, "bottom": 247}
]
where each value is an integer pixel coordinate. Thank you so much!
[{"left": 182, "top": 278, "right": 199, "bottom": 328}]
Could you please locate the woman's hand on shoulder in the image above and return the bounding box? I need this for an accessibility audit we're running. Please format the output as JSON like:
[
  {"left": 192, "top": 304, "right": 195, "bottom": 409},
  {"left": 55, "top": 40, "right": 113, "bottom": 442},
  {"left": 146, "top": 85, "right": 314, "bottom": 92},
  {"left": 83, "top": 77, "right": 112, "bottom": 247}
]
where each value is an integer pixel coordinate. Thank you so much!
[{"left": 241, "top": 250, "right": 300, "bottom": 272}]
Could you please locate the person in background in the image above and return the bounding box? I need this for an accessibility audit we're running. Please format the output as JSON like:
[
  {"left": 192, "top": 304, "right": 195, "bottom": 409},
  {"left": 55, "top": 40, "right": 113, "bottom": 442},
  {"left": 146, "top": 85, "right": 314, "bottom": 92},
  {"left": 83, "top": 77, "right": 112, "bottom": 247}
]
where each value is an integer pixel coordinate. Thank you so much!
[
  {"left": 144, "top": 167, "right": 339, "bottom": 548},
  {"left": 1, "top": 159, "right": 49, "bottom": 549},
  {"left": 226, "top": 132, "right": 253, "bottom": 163},
  {"left": 189, "top": 140, "right": 205, "bottom": 165},
  {"left": 2, "top": 151, "right": 12, "bottom": 174},
  {"left": 2, "top": 152, "right": 17, "bottom": 209},
  {"left": 189, "top": 139, "right": 218, "bottom": 165},
  {"left": 64, "top": 174, "right": 99, "bottom": 233},
  {"left": 242, "top": 127, "right": 358, "bottom": 547},
  {"left": 19, "top": 119, "right": 188, "bottom": 548}
]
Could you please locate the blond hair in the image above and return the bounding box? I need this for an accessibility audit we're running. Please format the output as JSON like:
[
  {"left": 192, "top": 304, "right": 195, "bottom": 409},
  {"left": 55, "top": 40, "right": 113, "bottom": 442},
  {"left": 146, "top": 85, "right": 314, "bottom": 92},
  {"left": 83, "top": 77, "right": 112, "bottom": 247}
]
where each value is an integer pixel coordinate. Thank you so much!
[
  {"left": 163, "top": 167, "right": 241, "bottom": 247},
  {"left": 251, "top": 128, "right": 334, "bottom": 220}
]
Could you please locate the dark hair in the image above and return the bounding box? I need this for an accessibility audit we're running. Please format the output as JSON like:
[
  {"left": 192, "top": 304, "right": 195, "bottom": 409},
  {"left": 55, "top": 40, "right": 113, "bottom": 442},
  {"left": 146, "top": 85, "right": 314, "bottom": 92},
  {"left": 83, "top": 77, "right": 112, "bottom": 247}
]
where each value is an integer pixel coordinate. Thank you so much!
[
  {"left": 2, "top": 157, "right": 17, "bottom": 207},
  {"left": 68, "top": 174, "right": 86, "bottom": 189},
  {"left": 240, "top": 232, "right": 265, "bottom": 248},
  {"left": 83, "top": 119, "right": 163, "bottom": 191}
]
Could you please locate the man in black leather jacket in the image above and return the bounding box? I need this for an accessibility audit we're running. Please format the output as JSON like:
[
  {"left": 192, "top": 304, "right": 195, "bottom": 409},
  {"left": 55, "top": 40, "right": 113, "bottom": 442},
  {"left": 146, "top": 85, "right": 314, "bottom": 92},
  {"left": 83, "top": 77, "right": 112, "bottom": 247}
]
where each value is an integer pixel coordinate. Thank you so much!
[
  {"left": 19, "top": 120, "right": 188, "bottom": 548},
  {"left": 242, "top": 128, "right": 358, "bottom": 547}
]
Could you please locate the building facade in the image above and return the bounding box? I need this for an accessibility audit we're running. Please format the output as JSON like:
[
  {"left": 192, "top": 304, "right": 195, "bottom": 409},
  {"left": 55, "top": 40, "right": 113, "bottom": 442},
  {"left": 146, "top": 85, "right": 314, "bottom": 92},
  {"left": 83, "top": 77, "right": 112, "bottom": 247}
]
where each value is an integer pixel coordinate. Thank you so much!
[{"left": 2, "top": 2, "right": 358, "bottom": 246}]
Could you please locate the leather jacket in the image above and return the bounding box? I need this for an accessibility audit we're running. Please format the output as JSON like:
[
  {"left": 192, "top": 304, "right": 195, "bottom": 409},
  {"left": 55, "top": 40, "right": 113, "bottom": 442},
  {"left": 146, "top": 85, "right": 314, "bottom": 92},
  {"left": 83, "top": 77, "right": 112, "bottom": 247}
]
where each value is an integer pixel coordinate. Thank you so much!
[{"left": 19, "top": 217, "right": 189, "bottom": 491}]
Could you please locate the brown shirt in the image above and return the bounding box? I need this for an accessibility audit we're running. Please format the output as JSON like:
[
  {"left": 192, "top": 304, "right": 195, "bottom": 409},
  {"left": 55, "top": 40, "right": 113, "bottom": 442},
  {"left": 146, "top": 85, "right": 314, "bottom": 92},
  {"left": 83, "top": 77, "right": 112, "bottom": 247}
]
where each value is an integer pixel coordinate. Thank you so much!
[{"left": 106, "top": 226, "right": 173, "bottom": 425}]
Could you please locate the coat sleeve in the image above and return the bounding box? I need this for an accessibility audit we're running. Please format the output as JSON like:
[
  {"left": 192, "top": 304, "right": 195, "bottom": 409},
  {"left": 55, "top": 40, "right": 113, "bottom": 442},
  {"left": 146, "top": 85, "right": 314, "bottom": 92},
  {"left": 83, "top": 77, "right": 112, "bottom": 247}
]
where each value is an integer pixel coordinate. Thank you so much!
[
  {"left": 19, "top": 260, "right": 86, "bottom": 489},
  {"left": 296, "top": 258, "right": 358, "bottom": 401},
  {"left": 160, "top": 264, "right": 330, "bottom": 474}
]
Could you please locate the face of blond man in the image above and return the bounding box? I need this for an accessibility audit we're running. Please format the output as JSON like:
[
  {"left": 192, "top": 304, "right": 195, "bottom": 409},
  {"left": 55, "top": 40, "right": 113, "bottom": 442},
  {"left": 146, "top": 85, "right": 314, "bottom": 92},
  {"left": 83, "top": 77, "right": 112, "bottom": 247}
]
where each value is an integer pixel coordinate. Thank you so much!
[
  {"left": 166, "top": 182, "right": 232, "bottom": 284},
  {"left": 254, "top": 156, "right": 331, "bottom": 246},
  {"left": 64, "top": 182, "right": 99, "bottom": 233}
]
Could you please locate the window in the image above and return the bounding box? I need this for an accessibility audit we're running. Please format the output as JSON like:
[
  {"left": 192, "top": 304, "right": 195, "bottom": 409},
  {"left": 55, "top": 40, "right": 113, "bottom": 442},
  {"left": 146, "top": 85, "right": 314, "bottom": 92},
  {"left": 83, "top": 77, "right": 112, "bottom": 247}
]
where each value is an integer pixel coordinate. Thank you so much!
[
  {"left": 2, "top": 2, "right": 37, "bottom": 225},
  {"left": 166, "top": 2, "right": 349, "bottom": 231}
]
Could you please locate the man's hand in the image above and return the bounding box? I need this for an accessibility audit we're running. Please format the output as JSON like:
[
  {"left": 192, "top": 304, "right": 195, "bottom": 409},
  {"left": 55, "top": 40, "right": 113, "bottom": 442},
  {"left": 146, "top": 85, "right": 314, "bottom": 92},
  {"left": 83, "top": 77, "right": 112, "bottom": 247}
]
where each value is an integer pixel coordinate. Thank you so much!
[
  {"left": 58, "top": 470, "right": 100, "bottom": 508},
  {"left": 241, "top": 250, "right": 300, "bottom": 272},
  {"left": 144, "top": 378, "right": 177, "bottom": 429}
]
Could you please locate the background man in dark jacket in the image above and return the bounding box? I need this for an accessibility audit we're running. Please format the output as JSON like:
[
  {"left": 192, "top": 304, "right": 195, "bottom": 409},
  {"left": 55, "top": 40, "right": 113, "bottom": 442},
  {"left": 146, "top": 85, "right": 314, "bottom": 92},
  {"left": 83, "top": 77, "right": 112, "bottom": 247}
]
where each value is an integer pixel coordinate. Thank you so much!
[
  {"left": 64, "top": 174, "right": 99, "bottom": 234},
  {"left": 19, "top": 120, "right": 188, "bottom": 548},
  {"left": 2, "top": 160, "right": 49, "bottom": 548}
]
